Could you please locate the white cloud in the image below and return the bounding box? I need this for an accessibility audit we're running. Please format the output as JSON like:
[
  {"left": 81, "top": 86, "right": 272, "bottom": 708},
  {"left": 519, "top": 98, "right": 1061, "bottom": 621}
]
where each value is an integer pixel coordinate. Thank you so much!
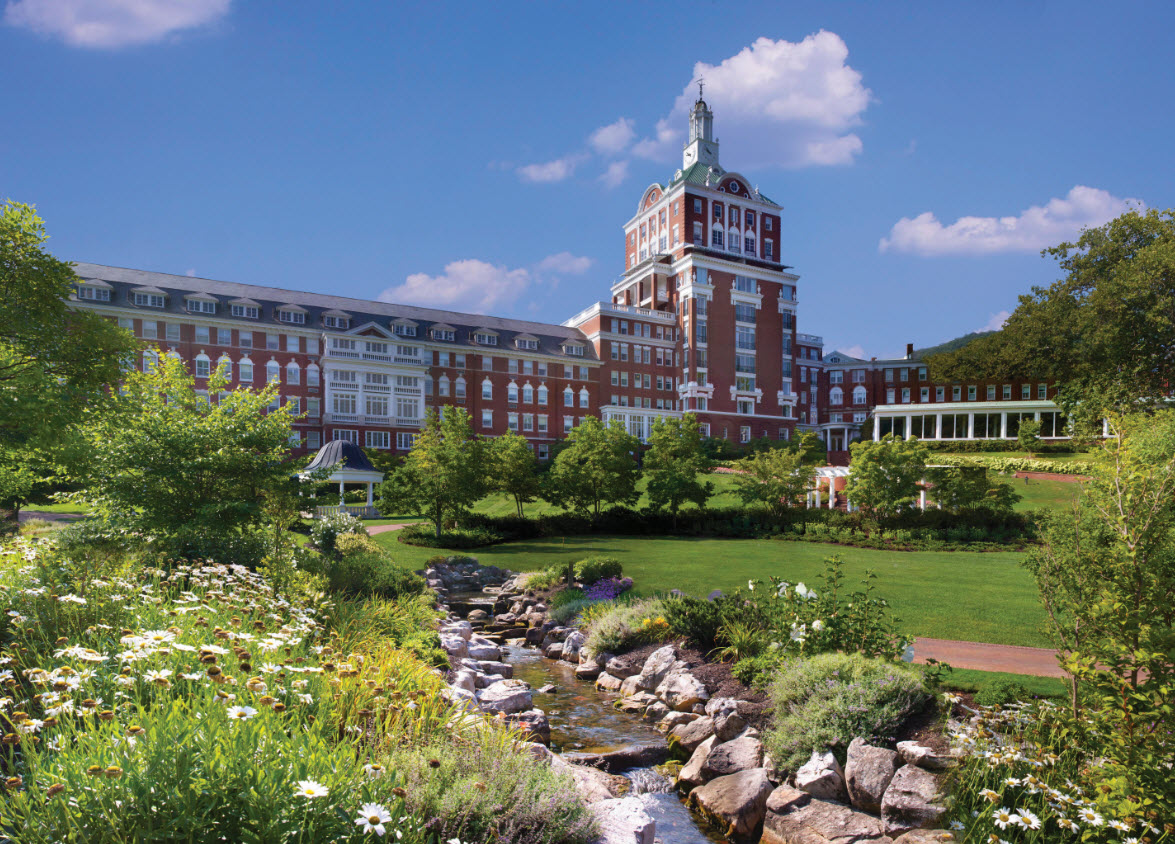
[
  {"left": 880, "top": 186, "right": 1144, "bottom": 255},
  {"left": 4, "top": 0, "right": 230, "bottom": 48},
  {"left": 598, "top": 160, "right": 629, "bottom": 189},
  {"left": 588, "top": 118, "right": 635, "bottom": 156},
  {"left": 834, "top": 344, "right": 867, "bottom": 360},
  {"left": 516, "top": 154, "right": 586, "bottom": 184},
  {"left": 379, "top": 252, "right": 593, "bottom": 313},
  {"left": 535, "top": 252, "right": 592, "bottom": 275},
  {"left": 632, "top": 32, "right": 872, "bottom": 169},
  {"left": 980, "top": 310, "right": 1011, "bottom": 332},
  {"left": 380, "top": 259, "right": 531, "bottom": 313}
]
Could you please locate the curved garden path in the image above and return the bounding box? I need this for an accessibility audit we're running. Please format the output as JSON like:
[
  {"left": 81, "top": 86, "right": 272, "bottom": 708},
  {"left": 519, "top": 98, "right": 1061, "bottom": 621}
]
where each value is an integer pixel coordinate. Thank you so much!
[
  {"left": 913, "top": 637, "right": 1063, "bottom": 678},
  {"left": 367, "top": 523, "right": 415, "bottom": 535}
]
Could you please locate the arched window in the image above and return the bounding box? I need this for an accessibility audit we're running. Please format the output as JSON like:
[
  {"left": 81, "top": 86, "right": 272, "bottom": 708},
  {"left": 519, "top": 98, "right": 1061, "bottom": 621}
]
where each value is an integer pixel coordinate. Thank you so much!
[
  {"left": 239, "top": 357, "right": 254, "bottom": 383},
  {"left": 143, "top": 350, "right": 159, "bottom": 372},
  {"left": 579, "top": 388, "right": 589, "bottom": 408},
  {"left": 537, "top": 384, "right": 548, "bottom": 406},
  {"left": 482, "top": 378, "right": 493, "bottom": 400},
  {"left": 286, "top": 361, "right": 300, "bottom": 385},
  {"left": 306, "top": 363, "right": 320, "bottom": 387},
  {"left": 218, "top": 354, "right": 233, "bottom": 380},
  {"left": 507, "top": 381, "right": 519, "bottom": 403},
  {"left": 522, "top": 383, "right": 533, "bottom": 403},
  {"left": 563, "top": 387, "right": 574, "bottom": 406},
  {"left": 194, "top": 353, "right": 210, "bottom": 378},
  {"left": 744, "top": 232, "right": 756, "bottom": 256},
  {"left": 830, "top": 387, "right": 843, "bottom": 406},
  {"left": 728, "top": 226, "right": 740, "bottom": 252},
  {"left": 166, "top": 349, "right": 181, "bottom": 361},
  {"left": 455, "top": 376, "right": 466, "bottom": 399},
  {"left": 266, "top": 360, "right": 280, "bottom": 384},
  {"left": 853, "top": 386, "right": 866, "bottom": 405},
  {"left": 438, "top": 375, "right": 450, "bottom": 397}
]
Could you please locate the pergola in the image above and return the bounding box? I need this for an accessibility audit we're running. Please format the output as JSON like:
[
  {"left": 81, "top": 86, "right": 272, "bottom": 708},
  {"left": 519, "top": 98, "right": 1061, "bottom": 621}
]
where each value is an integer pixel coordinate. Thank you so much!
[
  {"left": 300, "top": 440, "right": 385, "bottom": 518},
  {"left": 807, "top": 465, "right": 854, "bottom": 510}
]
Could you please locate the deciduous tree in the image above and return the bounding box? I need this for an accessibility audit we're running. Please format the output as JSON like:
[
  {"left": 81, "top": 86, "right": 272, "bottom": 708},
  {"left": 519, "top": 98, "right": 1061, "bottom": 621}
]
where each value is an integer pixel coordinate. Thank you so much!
[
  {"left": 545, "top": 416, "right": 640, "bottom": 515},
  {"left": 491, "top": 430, "right": 541, "bottom": 517},
  {"left": 731, "top": 445, "right": 815, "bottom": 517},
  {"left": 378, "top": 406, "right": 488, "bottom": 536},
  {"left": 843, "top": 435, "right": 929, "bottom": 519},
  {"left": 644, "top": 414, "right": 712, "bottom": 523}
]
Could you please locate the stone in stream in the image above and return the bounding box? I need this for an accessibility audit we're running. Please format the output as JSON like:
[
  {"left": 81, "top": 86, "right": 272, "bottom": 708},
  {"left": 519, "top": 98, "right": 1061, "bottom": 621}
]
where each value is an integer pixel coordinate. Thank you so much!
[
  {"left": 474, "top": 660, "right": 513, "bottom": 679},
  {"left": 846, "top": 737, "right": 901, "bottom": 815},
  {"left": 706, "top": 697, "right": 747, "bottom": 742},
  {"left": 439, "top": 620, "right": 473, "bottom": 641},
  {"left": 564, "top": 744, "right": 670, "bottom": 773},
  {"left": 761, "top": 797, "right": 890, "bottom": 844},
  {"left": 635, "top": 645, "right": 679, "bottom": 691},
  {"left": 892, "top": 831, "right": 956, "bottom": 843},
  {"left": 451, "top": 670, "right": 477, "bottom": 694},
  {"left": 688, "top": 768, "right": 774, "bottom": 839},
  {"left": 677, "top": 734, "right": 717, "bottom": 789},
  {"left": 656, "top": 711, "right": 697, "bottom": 733},
  {"left": 880, "top": 764, "right": 946, "bottom": 838},
  {"left": 474, "top": 673, "right": 506, "bottom": 689},
  {"left": 467, "top": 609, "right": 489, "bottom": 622},
  {"left": 605, "top": 655, "right": 629, "bottom": 676},
  {"left": 504, "top": 708, "right": 550, "bottom": 744},
  {"left": 544, "top": 642, "right": 565, "bottom": 659},
  {"left": 466, "top": 640, "right": 501, "bottom": 661},
  {"left": 439, "top": 636, "right": 468, "bottom": 660},
  {"left": 568, "top": 764, "right": 632, "bottom": 802},
  {"left": 575, "top": 657, "right": 604, "bottom": 680},
  {"left": 591, "top": 796, "right": 656, "bottom": 844},
  {"left": 619, "top": 675, "right": 643, "bottom": 697},
  {"left": 655, "top": 671, "right": 709, "bottom": 711},
  {"left": 561, "top": 630, "right": 587, "bottom": 661},
  {"left": 702, "top": 735, "right": 764, "bottom": 779},
  {"left": 537, "top": 684, "right": 556, "bottom": 694},
  {"left": 642, "top": 701, "right": 669, "bottom": 723},
  {"left": 795, "top": 750, "right": 850, "bottom": 803},
  {"left": 596, "top": 672, "right": 624, "bottom": 692},
  {"left": 669, "top": 716, "right": 714, "bottom": 752},
  {"left": 477, "top": 679, "right": 533, "bottom": 715}
]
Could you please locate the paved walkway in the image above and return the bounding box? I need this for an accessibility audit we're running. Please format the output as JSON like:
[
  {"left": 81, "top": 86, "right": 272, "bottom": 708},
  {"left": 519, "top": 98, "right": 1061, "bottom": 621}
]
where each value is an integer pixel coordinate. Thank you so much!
[
  {"left": 367, "top": 523, "right": 414, "bottom": 535},
  {"left": 913, "top": 637, "right": 1064, "bottom": 678}
]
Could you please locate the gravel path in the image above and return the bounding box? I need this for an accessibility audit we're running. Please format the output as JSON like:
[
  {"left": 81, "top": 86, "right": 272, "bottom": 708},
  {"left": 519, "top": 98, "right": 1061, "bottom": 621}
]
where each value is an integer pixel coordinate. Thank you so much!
[{"left": 913, "top": 637, "right": 1063, "bottom": 678}]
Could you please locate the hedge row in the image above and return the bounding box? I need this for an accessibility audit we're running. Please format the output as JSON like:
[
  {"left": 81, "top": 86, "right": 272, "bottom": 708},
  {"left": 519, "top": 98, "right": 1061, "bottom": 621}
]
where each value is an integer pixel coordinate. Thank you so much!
[{"left": 934, "top": 454, "right": 1095, "bottom": 475}]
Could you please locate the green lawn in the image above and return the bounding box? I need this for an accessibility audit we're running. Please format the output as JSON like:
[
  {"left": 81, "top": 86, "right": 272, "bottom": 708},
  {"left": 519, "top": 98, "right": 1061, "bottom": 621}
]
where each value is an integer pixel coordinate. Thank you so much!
[
  {"left": 22, "top": 502, "right": 89, "bottom": 515},
  {"left": 374, "top": 532, "right": 1049, "bottom": 648},
  {"left": 943, "top": 668, "right": 1068, "bottom": 699},
  {"left": 1010, "top": 477, "right": 1082, "bottom": 513}
]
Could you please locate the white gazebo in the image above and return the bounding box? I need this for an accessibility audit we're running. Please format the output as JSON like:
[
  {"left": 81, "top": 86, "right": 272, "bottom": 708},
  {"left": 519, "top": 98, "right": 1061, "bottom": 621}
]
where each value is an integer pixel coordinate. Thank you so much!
[{"left": 300, "top": 440, "right": 385, "bottom": 519}]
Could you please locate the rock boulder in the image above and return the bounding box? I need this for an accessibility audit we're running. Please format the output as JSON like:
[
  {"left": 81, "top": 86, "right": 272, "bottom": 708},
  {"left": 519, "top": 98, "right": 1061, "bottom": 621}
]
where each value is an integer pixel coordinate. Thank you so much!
[
  {"left": 689, "top": 768, "right": 774, "bottom": 839},
  {"left": 795, "top": 750, "right": 849, "bottom": 804},
  {"left": 703, "top": 735, "right": 764, "bottom": 779},
  {"left": 846, "top": 737, "right": 901, "bottom": 815},
  {"left": 881, "top": 765, "right": 946, "bottom": 838}
]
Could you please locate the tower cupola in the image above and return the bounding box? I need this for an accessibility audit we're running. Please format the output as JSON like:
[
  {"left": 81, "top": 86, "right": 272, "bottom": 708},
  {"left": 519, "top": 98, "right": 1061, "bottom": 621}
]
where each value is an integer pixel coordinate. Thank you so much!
[{"left": 683, "top": 85, "right": 719, "bottom": 169}]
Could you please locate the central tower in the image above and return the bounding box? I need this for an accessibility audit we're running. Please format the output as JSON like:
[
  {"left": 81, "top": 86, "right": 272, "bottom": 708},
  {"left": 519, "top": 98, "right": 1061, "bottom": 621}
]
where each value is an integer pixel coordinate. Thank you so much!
[{"left": 682, "top": 96, "right": 719, "bottom": 169}]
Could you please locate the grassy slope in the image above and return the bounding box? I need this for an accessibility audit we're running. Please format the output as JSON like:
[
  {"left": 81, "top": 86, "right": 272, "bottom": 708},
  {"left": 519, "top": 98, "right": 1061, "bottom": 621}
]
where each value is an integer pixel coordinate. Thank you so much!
[{"left": 376, "top": 531, "right": 1050, "bottom": 648}]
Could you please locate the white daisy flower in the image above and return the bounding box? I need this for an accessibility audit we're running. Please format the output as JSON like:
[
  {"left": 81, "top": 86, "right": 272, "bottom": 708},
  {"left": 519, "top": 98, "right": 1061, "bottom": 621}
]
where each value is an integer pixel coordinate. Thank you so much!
[
  {"left": 226, "top": 706, "right": 258, "bottom": 721},
  {"left": 295, "top": 779, "right": 328, "bottom": 798},
  {"left": 355, "top": 803, "right": 392, "bottom": 837},
  {"left": 992, "top": 808, "right": 1015, "bottom": 830}
]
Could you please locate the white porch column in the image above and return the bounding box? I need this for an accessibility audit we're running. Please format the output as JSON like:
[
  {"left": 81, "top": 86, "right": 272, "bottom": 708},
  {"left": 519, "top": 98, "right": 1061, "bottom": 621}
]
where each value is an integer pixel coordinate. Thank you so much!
[
  {"left": 338, "top": 480, "right": 345, "bottom": 505},
  {"left": 934, "top": 412, "right": 943, "bottom": 440},
  {"left": 873, "top": 419, "right": 881, "bottom": 441},
  {"left": 366, "top": 483, "right": 374, "bottom": 506},
  {"left": 919, "top": 487, "right": 927, "bottom": 510},
  {"left": 967, "top": 412, "right": 975, "bottom": 439},
  {"left": 1000, "top": 411, "right": 1009, "bottom": 439},
  {"left": 828, "top": 476, "right": 836, "bottom": 509},
  {"left": 905, "top": 413, "right": 913, "bottom": 440}
]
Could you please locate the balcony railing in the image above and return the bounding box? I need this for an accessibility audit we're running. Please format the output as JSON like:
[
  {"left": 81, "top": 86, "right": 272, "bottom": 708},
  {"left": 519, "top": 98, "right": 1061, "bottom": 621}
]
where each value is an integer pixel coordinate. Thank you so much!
[
  {"left": 362, "top": 352, "right": 393, "bottom": 362},
  {"left": 395, "top": 418, "right": 421, "bottom": 428},
  {"left": 327, "top": 348, "right": 360, "bottom": 359},
  {"left": 327, "top": 412, "right": 358, "bottom": 423}
]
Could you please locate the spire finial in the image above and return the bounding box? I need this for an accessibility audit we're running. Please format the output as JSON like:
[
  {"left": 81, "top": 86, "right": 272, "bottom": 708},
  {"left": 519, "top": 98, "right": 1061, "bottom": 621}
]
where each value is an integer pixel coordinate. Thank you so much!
[{"left": 696, "top": 76, "right": 704, "bottom": 101}]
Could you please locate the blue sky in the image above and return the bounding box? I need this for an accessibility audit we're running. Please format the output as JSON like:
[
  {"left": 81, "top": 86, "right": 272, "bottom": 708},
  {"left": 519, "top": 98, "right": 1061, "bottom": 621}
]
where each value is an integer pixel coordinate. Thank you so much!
[{"left": 2, "top": 1, "right": 1171, "bottom": 358}]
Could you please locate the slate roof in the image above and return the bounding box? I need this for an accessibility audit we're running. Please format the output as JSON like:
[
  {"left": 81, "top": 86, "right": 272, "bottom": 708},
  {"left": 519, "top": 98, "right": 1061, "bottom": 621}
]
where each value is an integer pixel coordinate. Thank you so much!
[
  {"left": 666, "top": 162, "right": 781, "bottom": 207},
  {"left": 72, "top": 262, "right": 598, "bottom": 362},
  {"left": 304, "top": 439, "right": 379, "bottom": 474}
]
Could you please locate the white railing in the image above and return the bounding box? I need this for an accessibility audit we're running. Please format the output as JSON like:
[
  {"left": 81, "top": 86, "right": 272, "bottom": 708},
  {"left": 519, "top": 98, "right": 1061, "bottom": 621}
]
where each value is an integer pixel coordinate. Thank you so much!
[
  {"left": 362, "top": 415, "right": 390, "bottom": 426},
  {"left": 393, "top": 386, "right": 419, "bottom": 396},
  {"left": 364, "top": 383, "right": 390, "bottom": 392},
  {"left": 362, "top": 352, "right": 392, "bottom": 362},
  {"left": 395, "top": 418, "right": 421, "bottom": 428},
  {"left": 394, "top": 355, "right": 423, "bottom": 365},
  {"left": 314, "top": 504, "right": 379, "bottom": 519},
  {"left": 327, "top": 412, "right": 358, "bottom": 423},
  {"left": 327, "top": 348, "right": 360, "bottom": 359}
]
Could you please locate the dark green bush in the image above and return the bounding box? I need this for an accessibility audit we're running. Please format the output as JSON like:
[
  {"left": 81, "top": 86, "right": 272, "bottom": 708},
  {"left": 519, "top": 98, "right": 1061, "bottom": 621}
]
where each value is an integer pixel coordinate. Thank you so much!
[
  {"left": 663, "top": 594, "right": 725, "bottom": 651},
  {"left": 974, "top": 678, "right": 1032, "bottom": 706},
  {"left": 731, "top": 650, "right": 785, "bottom": 689},
  {"left": 398, "top": 524, "right": 503, "bottom": 549},
  {"left": 327, "top": 550, "right": 427, "bottom": 600},
  {"left": 574, "top": 556, "right": 623, "bottom": 585}
]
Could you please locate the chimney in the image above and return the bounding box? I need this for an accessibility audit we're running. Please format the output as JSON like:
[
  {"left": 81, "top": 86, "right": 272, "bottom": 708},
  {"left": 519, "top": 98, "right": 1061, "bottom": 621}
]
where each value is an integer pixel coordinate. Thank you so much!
[{"left": 906, "top": 342, "right": 914, "bottom": 360}]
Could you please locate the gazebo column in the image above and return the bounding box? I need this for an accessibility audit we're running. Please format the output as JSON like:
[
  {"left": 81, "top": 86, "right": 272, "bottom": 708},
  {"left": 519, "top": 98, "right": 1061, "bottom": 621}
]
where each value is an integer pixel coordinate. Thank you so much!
[
  {"left": 338, "top": 480, "right": 345, "bottom": 506},
  {"left": 366, "top": 482, "right": 374, "bottom": 507}
]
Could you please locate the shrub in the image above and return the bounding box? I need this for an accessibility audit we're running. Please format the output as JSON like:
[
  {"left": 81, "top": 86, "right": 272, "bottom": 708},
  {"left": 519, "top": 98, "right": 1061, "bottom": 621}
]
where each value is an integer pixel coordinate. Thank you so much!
[
  {"left": 584, "top": 597, "right": 672, "bottom": 655},
  {"left": 520, "top": 567, "right": 568, "bottom": 592},
  {"left": 397, "top": 523, "right": 503, "bottom": 549},
  {"left": 574, "top": 555, "right": 623, "bottom": 585},
  {"left": 663, "top": 594, "right": 725, "bottom": 651},
  {"left": 549, "top": 586, "right": 586, "bottom": 608},
  {"left": 974, "top": 678, "right": 1032, "bottom": 707},
  {"left": 731, "top": 650, "right": 785, "bottom": 689},
  {"left": 713, "top": 620, "right": 769, "bottom": 663},
  {"left": 763, "top": 653, "right": 933, "bottom": 773},
  {"left": 334, "top": 531, "right": 383, "bottom": 557},
  {"left": 326, "top": 550, "right": 427, "bottom": 602},
  {"left": 309, "top": 512, "right": 367, "bottom": 557},
  {"left": 549, "top": 598, "right": 596, "bottom": 626}
]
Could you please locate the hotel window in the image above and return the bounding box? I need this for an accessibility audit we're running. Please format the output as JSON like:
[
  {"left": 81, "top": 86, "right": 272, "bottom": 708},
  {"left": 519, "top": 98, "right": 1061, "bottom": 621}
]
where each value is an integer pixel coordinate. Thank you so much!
[
  {"left": 438, "top": 376, "right": 450, "bottom": 397},
  {"left": 195, "top": 355, "right": 210, "bottom": 378},
  {"left": 884, "top": 368, "right": 894, "bottom": 382},
  {"left": 231, "top": 304, "right": 259, "bottom": 319},
  {"left": 396, "top": 432, "right": 417, "bottom": 450},
  {"left": 1003, "top": 384, "right": 1012, "bottom": 400},
  {"left": 764, "top": 241, "right": 774, "bottom": 260},
  {"left": 334, "top": 429, "right": 357, "bottom": 445},
  {"left": 765, "top": 217, "right": 774, "bottom": 231},
  {"left": 395, "top": 397, "right": 417, "bottom": 420},
  {"left": 508, "top": 358, "right": 519, "bottom": 374},
  {"left": 133, "top": 292, "right": 166, "bottom": 308},
  {"left": 935, "top": 387, "right": 944, "bottom": 402},
  {"left": 740, "top": 426, "right": 751, "bottom": 443},
  {"left": 323, "top": 315, "right": 350, "bottom": 329},
  {"left": 507, "top": 383, "right": 519, "bottom": 403},
  {"left": 432, "top": 327, "right": 455, "bottom": 341},
  {"left": 307, "top": 365, "right": 320, "bottom": 387},
  {"left": 277, "top": 309, "right": 305, "bottom": 325},
  {"left": 307, "top": 398, "right": 320, "bottom": 418},
  {"left": 266, "top": 333, "right": 279, "bottom": 350},
  {"left": 286, "top": 335, "right": 299, "bottom": 353},
  {"left": 218, "top": 356, "right": 232, "bottom": 379},
  {"left": 579, "top": 388, "right": 589, "bottom": 408},
  {"left": 853, "top": 386, "right": 866, "bottom": 405},
  {"left": 266, "top": 361, "right": 280, "bottom": 383},
  {"left": 829, "top": 370, "right": 843, "bottom": 384},
  {"left": 522, "top": 384, "right": 533, "bottom": 403},
  {"left": 141, "top": 321, "right": 158, "bottom": 340},
  {"left": 365, "top": 431, "right": 390, "bottom": 450},
  {"left": 712, "top": 202, "right": 723, "bottom": 222},
  {"left": 1021, "top": 384, "right": 1031, "bottom": 400},
  {"left": 538, "top": 414, "right": 548, "bottom": 433},
  {"left": 968, "top": 385, "right": 977, "bottom": 401},
  {"left": 953, "top": 386, "right": 962, "bottom": 401},
  {"left": 187, "top": 298, "right": 216, "bottom": 314},
  {"left": 307, "top": 431, "right": 321, "bottom": 450},
  {"left": 734, "top": 303, "right": 756, "bottom": 323},
  {"left": 366, "top": 395, "right": 388, "bottom": 418},
  {"left": 918, "top": 367, "right": 928, "bottom": 381},
  {"left": 920, "top": 388, "right": 930, "bottom": 402},
  {"left": 285, "top": 362, "right": 300, "bottom": 385},
  {"left": 165, "top": 323, "right": 181, "bottom": 342},
  {"left": 711, "top": 228, "right": 724, "bottom": 248},
  {"left": 455, "top": 377, "right": 466, "bottom": 399},
  {"left": 987, "top": 385, "right": 997, "bottom": 400},
  {"left": 537, "top": 385, "right": 548, "bottom": 405},
  {"left": 831, "top": 387, "right": 844, "bottom": 405},
  {"left": 481, "top": 410, "right": 493, "bottom": 429},
  {"left": 287, "top": 396, "right": 300, "bottom": 414},
  {"left": 238, "top": 359, "right": 253, "bottom": 382},
  {"left": 516, "top": 338, "right": 538, "bottom": 351},
  {"left": 522, "top": 413, "right": 534, "bottom": 432},
  {"left": 77, "top": 284, "right": 111, "bottom": 302},
  {"left": 564, "top": 343, "right": 585, "bottom": 357},
  {"left": 886, "top": 388, "right": 895, "bottom": 404},
  {"left": 900, "top": 368, "right": 909, "bottom": 382},
  {"left": 1038, "top": 383, "right": 1048, "bottom": 399},
  {"left": 195, "top": 326, "right": 210, "bottom": 343},
  {"left": 393, "top": 323, "right": 417, "bottom": 337},
  {"left": 522, "top": 359, "right": 534, "bottom": 375},
  {"left": 901, "top": 388, "right": 911, "bottom": 403}
]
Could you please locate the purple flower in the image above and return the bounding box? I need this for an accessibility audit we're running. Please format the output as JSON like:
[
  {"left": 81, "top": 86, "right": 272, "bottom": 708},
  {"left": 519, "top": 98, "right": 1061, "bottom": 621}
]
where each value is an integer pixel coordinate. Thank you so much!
[{"left": 584, "top": 577, "right": 633, "bottom": 601}]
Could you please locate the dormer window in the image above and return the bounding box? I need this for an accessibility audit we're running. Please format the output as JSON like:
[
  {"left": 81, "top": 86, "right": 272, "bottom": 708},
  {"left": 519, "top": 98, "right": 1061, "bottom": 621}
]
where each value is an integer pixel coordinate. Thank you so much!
[
  {"left": 76, "top": 283, "right": 111, "bottom": 302},
  {"left": 186, "top": 297, "right": 217, "bottom": 315},
  {"left": 277, "top": 306, "right": 306, "bottom": 325},
  {"left": 323, "top": 315, "right": 350, "bottom": 329},
  {"left": 392, "top": 321, "right": 417, "bottom": 337},
  {"left": 132, "top": 290, "right": 167, "bottom": 308},
  {"left": 431, "top": 326, "right": 455, "bottom": 341},
  {"left": 516, "top": 337, "right": 538, "bottom": 351},
  {"left": 563, "top": 343, "right": 585, "bottom": 357},
  {"left": 231, "top": 304, "right": 259, "bottom": 319},
  {"left": 474, "top": 331, "right": 498, "bottom": 346}
]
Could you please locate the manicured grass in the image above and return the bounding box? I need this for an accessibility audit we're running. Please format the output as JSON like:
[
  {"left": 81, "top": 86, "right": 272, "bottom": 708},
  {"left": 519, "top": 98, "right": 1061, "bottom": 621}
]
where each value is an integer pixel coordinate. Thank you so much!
[
  {"left": 374, "top": 532, "right": 1050, "bottom": 648},
  {"left": 943, "top": 668, "right": 1068, "bottom": 700},
  {"left": 1010, "top": 477, "right": 1082, "bottom": 513},
  {"left": 22, "top": 501, "right": 89, "bottom": 514},
  {"left": 468, "top": 472, "right": 745, "bottom": 518}
]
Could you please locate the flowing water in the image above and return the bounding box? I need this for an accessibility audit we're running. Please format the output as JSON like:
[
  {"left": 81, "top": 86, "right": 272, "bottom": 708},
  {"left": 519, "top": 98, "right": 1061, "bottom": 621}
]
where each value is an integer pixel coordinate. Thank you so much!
[{"left": 501, "top": 643, "right": 725, "bottom": 843}]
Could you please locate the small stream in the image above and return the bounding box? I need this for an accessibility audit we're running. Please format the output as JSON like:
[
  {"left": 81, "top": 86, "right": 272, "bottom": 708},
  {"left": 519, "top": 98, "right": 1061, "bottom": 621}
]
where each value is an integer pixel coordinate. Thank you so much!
[{"left": 502, "top": 643, "right": 725, "bottom": 844}]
